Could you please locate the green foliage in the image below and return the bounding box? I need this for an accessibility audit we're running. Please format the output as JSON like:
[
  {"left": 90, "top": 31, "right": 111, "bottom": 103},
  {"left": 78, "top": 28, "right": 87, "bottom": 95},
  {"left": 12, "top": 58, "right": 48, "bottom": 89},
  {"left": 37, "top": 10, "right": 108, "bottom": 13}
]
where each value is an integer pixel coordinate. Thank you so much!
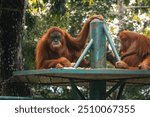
[
  {"left": 50, "top": 0, "right": 66, "bottom": 15},
  {"left": 122, "top": 86, "right": 150, "bottom": 100},
  {"left": 23, "top": 0, "right": 150, "bottom": 99},
  {"left": 124, "top": 0, "right": 130, "bottom": 6},
  {"left": 32, "top": 85, "right": 89, "bottom": 99},
  {"left": 23, "top": 0, "right": 113, "bottom": 68}
]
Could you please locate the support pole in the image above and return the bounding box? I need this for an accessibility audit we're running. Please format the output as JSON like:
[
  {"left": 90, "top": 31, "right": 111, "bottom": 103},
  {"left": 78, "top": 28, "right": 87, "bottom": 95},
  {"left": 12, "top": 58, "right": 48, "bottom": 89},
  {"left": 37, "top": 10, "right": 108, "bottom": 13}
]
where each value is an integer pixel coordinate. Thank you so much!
[
  {"left": 103, "top": 23, "right": 121, "bottom": 61},
  {"left": 69, "top": 39, "right": 93, "bottom": 99},
  {"left": 89, "top": 19, "right": 106, "bottom": 100},
  {"left": 117, "top": 83, "right": 125, "bottom": 100},
  {"left": 74, "top": 39, "right": 93, "bottom": 68}
]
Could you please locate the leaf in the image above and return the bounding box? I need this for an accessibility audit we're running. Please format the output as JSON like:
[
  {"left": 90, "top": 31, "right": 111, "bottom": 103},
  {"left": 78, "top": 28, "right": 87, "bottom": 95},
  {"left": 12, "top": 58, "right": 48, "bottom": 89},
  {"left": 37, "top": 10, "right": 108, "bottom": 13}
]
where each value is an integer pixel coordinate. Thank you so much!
[
  {"left": 89, "top": 0, "right": 94, "bottom": 5},
  {"left": 133, "top": 15, "right": 140, "bottom": 22},
  {"left": 124, "top": 0, "right": 130, "bottom": 6},
  {"left": 82, "top": 0, "right": 87, "bottom": 3}
]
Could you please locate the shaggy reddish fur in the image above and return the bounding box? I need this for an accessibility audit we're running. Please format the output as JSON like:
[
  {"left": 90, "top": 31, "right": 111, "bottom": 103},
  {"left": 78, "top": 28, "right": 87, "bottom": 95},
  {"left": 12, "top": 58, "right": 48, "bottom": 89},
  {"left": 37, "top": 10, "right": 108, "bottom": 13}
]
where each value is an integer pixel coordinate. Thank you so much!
[
  {"left": 115, "top": 30, "right": 150, "bottom": 70},
  {"left": 36, "top": 15, "right": 104, "bottom": 69}
]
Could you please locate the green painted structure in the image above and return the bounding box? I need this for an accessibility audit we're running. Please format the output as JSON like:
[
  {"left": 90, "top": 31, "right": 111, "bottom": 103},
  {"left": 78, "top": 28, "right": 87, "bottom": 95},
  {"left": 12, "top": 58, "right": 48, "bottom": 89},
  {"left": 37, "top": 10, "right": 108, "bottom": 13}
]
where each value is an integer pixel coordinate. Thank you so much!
[
  {"left": 11, "top": 68, "right": 150, "bottom": 99},
  {"left": 89, "top": 19, "right": 107, "bottom": 100},
  {"left": 13, "top": 68, "right": 150, "bottom": 84}
]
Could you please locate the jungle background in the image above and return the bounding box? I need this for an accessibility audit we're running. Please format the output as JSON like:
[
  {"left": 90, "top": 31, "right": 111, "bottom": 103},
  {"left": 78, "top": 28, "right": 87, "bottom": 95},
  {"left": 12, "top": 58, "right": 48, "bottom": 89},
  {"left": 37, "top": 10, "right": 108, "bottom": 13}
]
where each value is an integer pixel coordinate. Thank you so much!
[{"left": 0, "top": 0, "right": 150, "bottom": 99}]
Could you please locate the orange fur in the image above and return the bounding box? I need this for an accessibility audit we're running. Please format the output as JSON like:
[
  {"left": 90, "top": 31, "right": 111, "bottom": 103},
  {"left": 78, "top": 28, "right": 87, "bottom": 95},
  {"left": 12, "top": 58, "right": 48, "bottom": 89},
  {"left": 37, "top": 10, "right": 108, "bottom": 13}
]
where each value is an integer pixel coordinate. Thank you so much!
[
  {"left": 115, "top": 30, "right": 150, "bottom": 70},
  {"left": 36, "top": 15, "right": 104, "bottom": 69}
]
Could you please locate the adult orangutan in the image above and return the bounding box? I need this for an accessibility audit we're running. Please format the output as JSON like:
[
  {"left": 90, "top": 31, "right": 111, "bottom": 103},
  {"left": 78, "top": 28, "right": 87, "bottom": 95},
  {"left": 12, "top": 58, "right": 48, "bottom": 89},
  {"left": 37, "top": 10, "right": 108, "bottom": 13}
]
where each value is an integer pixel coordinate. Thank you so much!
[
  {"left": 115, "top": 30, "right": 150, "bottom": 70},
  {"left": 36, "top": 15, "right": 104, "bottom": 69}
]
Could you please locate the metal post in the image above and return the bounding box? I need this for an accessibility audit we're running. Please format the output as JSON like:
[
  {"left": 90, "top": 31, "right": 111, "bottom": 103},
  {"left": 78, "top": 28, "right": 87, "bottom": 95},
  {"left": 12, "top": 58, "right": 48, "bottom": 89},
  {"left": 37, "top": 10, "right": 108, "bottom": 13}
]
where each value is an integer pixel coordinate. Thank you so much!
[
  {"left": 89, "top": 19, "right": 106, "bottom": 100},
  {"left": 103, "top": 23, "right": 121, "bottom": 61},
  {"left": 69, "top": 39, "right": 93, "bottom": 99},
  {"left": 74, "top": 39, "right": 93, "bottom": 68}
]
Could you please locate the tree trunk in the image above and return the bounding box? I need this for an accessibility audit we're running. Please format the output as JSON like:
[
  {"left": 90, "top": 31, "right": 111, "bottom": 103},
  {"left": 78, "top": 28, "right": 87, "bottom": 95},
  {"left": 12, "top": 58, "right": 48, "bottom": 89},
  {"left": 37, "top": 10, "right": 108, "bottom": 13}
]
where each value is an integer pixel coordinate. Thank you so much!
[{"left": 0, "top": 0, "right": 30, "bottom": 96}]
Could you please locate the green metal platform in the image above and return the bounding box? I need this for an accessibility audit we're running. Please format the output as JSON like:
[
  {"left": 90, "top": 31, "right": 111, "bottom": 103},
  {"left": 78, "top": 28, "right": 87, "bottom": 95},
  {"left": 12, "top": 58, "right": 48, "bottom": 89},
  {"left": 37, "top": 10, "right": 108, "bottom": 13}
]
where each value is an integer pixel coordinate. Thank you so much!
[{"left": 12, "top": 68, "right": 150, "bottom": 85}]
